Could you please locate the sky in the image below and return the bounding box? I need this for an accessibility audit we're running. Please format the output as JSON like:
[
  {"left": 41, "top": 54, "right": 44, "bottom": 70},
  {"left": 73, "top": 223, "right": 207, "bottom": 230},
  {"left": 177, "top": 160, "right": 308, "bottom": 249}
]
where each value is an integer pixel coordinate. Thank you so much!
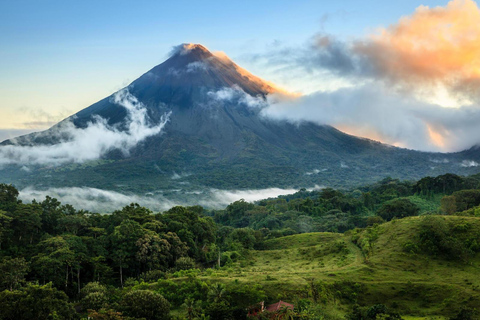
[{"left": 1, "top": 0, "right": 480, "bottom": 152}]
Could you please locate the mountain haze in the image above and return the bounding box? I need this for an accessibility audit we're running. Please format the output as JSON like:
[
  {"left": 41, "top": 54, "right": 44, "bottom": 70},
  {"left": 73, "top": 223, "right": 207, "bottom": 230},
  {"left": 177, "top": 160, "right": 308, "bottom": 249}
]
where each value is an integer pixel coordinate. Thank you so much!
[{"left": 1, "top": 43, "right": 480, "bottom": 199}]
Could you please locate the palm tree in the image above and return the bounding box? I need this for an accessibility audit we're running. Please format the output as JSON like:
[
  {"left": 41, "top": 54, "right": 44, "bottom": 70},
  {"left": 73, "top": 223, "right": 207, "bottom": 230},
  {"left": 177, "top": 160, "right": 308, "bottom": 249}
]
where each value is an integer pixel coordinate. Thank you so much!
[
  {"left": 275, "top": 305, "right": 295, "bottom": 320},
  {"left": 208, "top": 283, "right": 226, "bottom": 303}
]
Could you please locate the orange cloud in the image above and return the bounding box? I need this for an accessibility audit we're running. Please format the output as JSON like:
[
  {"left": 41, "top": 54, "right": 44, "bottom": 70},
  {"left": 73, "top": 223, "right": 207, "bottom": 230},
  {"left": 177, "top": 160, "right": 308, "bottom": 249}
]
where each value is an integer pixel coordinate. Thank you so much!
[
  {"left": 426, "top": 124, "right": 447, "bottom": 150},
  {"left": 355, "top": 0, "right": 480, "bottom": 101}
]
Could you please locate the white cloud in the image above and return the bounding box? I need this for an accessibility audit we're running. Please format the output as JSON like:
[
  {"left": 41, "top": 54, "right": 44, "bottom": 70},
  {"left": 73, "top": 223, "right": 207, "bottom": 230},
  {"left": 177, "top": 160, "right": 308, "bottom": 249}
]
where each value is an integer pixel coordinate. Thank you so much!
[
  {"left": 18, "top": 186, "right": 323, "bottom": 213},
  {"left": 0, "top": 89, "right": 171, "bottom": 166},
  {"left": 262, "top": 84, "right": 480, "bottom": 152},
  {"left": 19, "top": 187, "right": 179, "bottom": 213},
  {"left": 186, "top": 61, "right": 209, "bottom": 73},
  {"left": 208, "top": 85, "right": 266, "bottom": 108},
  {"left": 461, "top": 160, "right": 479, "bottom": 167}
]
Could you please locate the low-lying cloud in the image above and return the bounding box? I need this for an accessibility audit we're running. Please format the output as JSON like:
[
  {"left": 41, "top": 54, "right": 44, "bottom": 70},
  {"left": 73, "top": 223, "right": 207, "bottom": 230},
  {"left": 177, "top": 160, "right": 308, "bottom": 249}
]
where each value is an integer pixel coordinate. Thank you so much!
[
  {"left": 0, "top": 89, "right": 171, "bottom": 166},
  {"left": 18, "top": 186, "right": 320, "bottom": 212},
  {"left": 263, "top": 84, "right": 480, "bottom": 152},
  {"left": 20, "top": 187, "right": 179, "bottom": 213}
]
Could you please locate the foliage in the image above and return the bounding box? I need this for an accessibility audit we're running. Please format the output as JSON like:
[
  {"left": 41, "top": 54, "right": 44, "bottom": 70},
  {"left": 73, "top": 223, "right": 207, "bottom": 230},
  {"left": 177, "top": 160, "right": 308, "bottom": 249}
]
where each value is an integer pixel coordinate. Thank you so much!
[
  {"left": 120, "top": 290, "right": 170, "bottom": 320},
  {"left": 377, "top": 198, "right": 420, "bottom": 221}
]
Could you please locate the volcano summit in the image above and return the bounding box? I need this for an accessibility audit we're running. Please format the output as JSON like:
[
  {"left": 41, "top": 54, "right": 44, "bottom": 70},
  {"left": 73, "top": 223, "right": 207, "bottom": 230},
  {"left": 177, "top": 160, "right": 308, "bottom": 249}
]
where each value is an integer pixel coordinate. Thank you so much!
[{"left": 1, "top": 43, "right": 480, "bottom": 197}]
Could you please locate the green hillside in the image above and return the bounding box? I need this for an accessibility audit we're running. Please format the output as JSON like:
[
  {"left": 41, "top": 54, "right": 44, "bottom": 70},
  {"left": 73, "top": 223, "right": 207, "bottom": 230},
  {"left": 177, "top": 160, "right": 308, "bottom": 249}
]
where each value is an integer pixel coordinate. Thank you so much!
[
  {"left": 2, "top": 174, "right": 480, "bottom": 319},
  {"left": 164, "top": 216, "right": 480, "bottom": 318}
]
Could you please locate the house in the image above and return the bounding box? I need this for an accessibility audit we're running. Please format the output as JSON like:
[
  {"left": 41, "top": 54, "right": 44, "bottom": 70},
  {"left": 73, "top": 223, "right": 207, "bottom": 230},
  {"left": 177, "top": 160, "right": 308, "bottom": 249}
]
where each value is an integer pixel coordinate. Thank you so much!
[
  {"left": 248, "top": 300, "right": 294, "bottom": 318},
  {"left": 265, "top": 300, "right": 294, "bottom": 313}
]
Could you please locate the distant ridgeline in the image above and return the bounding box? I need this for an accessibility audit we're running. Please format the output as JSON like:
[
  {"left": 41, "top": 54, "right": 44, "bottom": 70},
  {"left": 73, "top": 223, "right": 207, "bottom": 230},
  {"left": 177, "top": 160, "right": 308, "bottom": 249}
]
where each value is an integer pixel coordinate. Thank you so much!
[
  {"left": 2, "top": 172, "right": 480, "bottom": 319},
  {"left": 1, "top": 44, "right": 480, "bottom": 195}
]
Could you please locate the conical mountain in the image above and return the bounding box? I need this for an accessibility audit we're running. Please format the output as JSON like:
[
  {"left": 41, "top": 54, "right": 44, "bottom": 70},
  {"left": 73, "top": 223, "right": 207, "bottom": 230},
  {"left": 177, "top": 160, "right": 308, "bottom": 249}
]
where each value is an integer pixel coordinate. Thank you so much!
[
  {"left": 1, "top": 43, "right": 480, "bottom": 194},
  {"left": 73, "top": 43, "right": 276, "bottom": 128}
]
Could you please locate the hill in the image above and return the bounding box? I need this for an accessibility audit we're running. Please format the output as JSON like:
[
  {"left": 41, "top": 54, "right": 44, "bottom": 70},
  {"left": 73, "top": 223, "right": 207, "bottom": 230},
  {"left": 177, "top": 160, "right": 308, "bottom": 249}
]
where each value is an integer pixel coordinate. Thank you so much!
[{"left": 186, "top": 215, "right": 480, "bottom": 318}]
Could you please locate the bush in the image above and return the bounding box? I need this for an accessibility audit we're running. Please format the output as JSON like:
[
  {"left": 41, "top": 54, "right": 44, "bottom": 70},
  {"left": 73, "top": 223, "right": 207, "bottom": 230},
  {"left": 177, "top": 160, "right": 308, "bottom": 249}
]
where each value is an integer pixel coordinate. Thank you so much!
[
  {"left": 121, "top": 290, "right": 170, "bottom": 320},
  {"left": 175, "top": 257, "right": 196, "bottom": 271},
  {"left": 139, "top": 270, "right": 166, "bottom": 282},
  {"left": 418, "top": 216, "right": 472, "bottom": 261},
  {"left": 0, "top": 283, "right": 76, "bottom": 320}
]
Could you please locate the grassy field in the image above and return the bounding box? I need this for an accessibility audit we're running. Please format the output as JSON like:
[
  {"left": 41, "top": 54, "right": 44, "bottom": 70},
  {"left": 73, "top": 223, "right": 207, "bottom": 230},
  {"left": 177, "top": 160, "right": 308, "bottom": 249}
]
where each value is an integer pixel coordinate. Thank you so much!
[{"left": 172, "top": 215, "right": 480, "bottom": 318}]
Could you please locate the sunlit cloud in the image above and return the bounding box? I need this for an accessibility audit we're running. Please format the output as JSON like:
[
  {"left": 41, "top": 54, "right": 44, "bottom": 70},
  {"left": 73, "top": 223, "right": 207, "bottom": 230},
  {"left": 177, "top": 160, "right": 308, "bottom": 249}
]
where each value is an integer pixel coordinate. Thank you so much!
[
  {"left": 256, "top": 0, "right": 480, "bottom": 152},
  {"left": 263, "top": 84, "right": 480, "bottom": 152},
  {"left": 352, "top": 0, "right": 480, "bottom": 105}
]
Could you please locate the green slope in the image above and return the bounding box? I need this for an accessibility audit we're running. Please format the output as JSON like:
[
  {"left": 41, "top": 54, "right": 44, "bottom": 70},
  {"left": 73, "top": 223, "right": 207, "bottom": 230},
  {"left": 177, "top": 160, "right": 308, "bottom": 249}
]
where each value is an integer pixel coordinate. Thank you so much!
[{"left": 181, "top": 216, "right": 480, "bottom": 318}]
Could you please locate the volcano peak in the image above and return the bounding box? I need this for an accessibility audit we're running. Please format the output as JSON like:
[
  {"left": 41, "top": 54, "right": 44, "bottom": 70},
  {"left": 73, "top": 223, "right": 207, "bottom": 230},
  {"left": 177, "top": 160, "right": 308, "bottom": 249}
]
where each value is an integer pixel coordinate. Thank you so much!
[{"left": 171, "top": 43, "right": 213, "bottom": 59}]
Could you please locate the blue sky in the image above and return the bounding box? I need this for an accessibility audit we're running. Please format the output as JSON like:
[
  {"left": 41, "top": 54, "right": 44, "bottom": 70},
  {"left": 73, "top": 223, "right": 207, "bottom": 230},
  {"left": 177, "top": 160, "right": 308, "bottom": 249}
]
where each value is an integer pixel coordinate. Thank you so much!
[
  {"left": 0, "top": 0, "right": 448, "bottom": 127},
  {"left": 3, "top": 0, "right": 480, "bottom": 153}
]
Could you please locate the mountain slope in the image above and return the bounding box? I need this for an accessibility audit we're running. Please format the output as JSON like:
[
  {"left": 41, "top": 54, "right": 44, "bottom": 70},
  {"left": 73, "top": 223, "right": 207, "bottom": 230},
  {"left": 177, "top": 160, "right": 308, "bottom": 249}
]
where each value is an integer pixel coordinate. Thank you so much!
[{"left": 1, "top": 43, "right": 480, "bottom": 196}]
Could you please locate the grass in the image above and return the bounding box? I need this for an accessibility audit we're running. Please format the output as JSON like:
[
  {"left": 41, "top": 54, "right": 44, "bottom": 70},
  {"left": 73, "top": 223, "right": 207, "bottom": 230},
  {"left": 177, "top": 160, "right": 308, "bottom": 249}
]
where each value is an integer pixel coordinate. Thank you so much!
[{"left": 179, "top": 215, "right": 480, "bottom": 318}]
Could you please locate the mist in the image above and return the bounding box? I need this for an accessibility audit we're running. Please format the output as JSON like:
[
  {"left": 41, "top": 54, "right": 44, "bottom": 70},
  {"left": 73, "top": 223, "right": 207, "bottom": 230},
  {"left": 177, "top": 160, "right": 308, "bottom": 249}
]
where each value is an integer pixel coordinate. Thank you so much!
[
  {"left": 18, "top": 186, "right": 319, "bottom": 213},
  {"left": 0, "top": 89, "right": 171, "bottom": 166}
]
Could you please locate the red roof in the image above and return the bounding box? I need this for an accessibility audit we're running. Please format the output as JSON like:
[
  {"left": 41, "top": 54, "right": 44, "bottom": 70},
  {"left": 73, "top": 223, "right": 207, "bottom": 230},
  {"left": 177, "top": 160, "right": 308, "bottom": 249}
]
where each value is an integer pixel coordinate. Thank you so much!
[{"left": 265, "top": 300, "right": 294, "bottom": 312}]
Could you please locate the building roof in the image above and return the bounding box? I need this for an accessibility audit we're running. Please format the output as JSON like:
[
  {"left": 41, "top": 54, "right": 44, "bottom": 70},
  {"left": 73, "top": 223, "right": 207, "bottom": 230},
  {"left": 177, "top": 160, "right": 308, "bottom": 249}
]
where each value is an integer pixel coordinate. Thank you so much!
[{"left": 265, "top": 300, "right": 294, "bottom": 312}]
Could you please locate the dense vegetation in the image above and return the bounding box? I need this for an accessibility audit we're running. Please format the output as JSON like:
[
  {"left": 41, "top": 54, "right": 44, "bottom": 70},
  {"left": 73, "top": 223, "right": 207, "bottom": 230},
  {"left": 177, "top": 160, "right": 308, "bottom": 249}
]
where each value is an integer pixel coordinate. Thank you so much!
[{"left": 2, "top": 173, "right": 480, "bottom": 319}]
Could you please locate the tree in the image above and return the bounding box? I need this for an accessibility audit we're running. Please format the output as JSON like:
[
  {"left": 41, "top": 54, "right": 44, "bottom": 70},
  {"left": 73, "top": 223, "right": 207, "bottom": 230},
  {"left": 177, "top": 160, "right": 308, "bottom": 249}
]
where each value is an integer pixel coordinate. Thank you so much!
[
  {"left": 377, "top": 198, "right": 420, "bottom": 221},
  {"left": 87, "top": 309, "right": 125, "bottom": 320},
  {"left": 9, "top": 203, "right": 42, "bottom": 245},
  {"left": 441, "top": 195, "right": 457, "bottom": 215},
  {"left": 208, "top": 283, "right": 227, "bottom": 303},
  {"left": 451, "top": 190, "right": 480, "bottom": 212},
  {"left": 0, "top": 210, "right": 12, "bottom": 250},
  {"left": 0, "top": 257, "right": 29, "bottom": 291},
  {"left": 0, "top": 283, "right": 76, "bottom": 320},
  {"left": 121, "top": 290, "right": 170, "bottom": 320},
  {"left": 110, "top": 219, "right": 145, "bottom": 287},
  {"left": 182, "top": 298, "right": 202, "bottom": 320},
  {"left": 39, "top": 196, "right": 64, "bottom": 234},
  {"left": 58, "top": 214, "right": 89, "bottom": 235},
  {"left": 226, "top": 228, "right": 257, "bottom": 249},
  {"left": 64, "top": 234, "right": 88, "bottom": 294},
  {"left": 136, "top": 232, "right": 171, "bottom": 271},
  {"left": 81, "top": 282, "right": 108, "bottom": 311},
  {"left": 0, "top": 184, "right": 19, "bottom": 212},
  {"left": 32, "top": 236, "right": 74, "bottom": 289}
]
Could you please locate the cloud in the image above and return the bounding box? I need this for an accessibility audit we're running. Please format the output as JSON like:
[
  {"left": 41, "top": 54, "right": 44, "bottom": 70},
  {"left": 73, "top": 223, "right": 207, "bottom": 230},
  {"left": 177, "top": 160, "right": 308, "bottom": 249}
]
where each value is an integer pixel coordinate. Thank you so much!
[
  {"left": 461, "top": 160, "right": 479, "bottom": 167},
  {"left": 197, "top": 187, "right": 300, "bottom": 208},
  {"left": 169, "top": 43, "right": 211, "bottom": 56},
  {"left": 263, "top": 84, "right": 480, "bottom": 152},
  {"left": 353, "top": 0, "right": 480, "bottom": 103},
  {"left": 186, "top": 61, "right": 209, "bottom": 73},
  {"left": 18, "top": 186, "right": 322, "bottom": 212},
  {"left": 19, "top": 187, "right": 180, "bottom": 213},
  {"left": 0, "top": 89, "right": 171, "bottom": 166},
  {"left": 208, "top": 85, "right": 267, "bottom": 108},
  {"left": 283, "top": 0, "right": 480, "bottom": 104},
  {"left": 252, "top": 0, "right": 480, "bottom": 152}
]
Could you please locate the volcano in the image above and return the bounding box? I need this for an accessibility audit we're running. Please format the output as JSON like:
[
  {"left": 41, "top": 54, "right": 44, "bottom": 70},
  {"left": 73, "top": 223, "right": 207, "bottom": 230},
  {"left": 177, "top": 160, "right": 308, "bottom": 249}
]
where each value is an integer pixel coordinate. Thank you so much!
[{"left": 1, "top": 43, "right": 480, "bottom": 195}]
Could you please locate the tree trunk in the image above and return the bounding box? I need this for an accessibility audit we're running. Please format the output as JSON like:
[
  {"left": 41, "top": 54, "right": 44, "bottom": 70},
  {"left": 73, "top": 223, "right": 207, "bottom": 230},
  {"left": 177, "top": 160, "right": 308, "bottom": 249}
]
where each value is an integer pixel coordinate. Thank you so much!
[
  {"left": 120, "top": 265, "right": 123, "bottom": 288},
  {"left": 65, "top": 265, "right": 68, "bottom": 290},
  {"left": 77, "top": 268, "right": 81, "bottom": 294}
]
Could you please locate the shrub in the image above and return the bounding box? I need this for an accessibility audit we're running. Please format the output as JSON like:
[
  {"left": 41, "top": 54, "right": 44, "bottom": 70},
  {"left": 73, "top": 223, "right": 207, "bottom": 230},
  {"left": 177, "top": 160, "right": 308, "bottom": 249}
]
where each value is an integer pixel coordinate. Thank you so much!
[{"left": 121, "top": 290, "right": 170, "bottom": 320}]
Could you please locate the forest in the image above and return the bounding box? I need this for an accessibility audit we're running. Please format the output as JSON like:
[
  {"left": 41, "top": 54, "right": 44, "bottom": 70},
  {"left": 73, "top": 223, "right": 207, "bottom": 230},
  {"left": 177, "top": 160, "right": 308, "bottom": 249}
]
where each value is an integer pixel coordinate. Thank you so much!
[{"left": 2, "top": 173, "right": 480, "bottom": 319}]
